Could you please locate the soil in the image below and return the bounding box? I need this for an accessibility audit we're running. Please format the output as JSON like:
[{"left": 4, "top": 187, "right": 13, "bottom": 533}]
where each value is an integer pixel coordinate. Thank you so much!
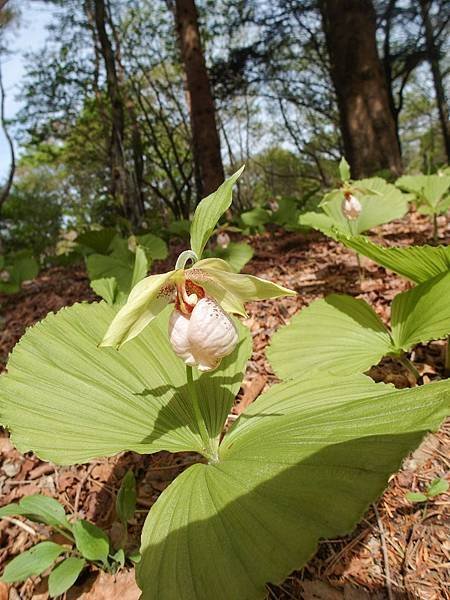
[{"left": 0, "top": 211, "right": 449, "bottom": 600}]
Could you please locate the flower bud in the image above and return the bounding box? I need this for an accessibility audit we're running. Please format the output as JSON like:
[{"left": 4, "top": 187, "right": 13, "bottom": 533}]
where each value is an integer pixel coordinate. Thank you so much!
[
  {"left": 168, "top": 297, "right": 238, "bottom": 372},
  {"left": 268, "top": 199, "right": 279, "bottom": 213},
  {"left": 342, "top": 194, "right": 362, "bottom": 220},
  {"left": 216, "top": 232, "right": 230, "bottom": 248}
]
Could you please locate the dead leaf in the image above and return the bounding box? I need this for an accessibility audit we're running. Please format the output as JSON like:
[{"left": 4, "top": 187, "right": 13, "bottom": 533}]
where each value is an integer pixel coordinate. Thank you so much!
[{"left": 67, "top": 570, "right": 140, "bottom": 600}]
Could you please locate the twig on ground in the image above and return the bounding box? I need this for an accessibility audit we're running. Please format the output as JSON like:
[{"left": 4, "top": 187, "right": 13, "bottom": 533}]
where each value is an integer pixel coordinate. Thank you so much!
[
  {"left": 1, "top": 517, "right": 38, "bottom": 536},
  {"left": 372, "top": 502, "right": 394, "bottom": 600},
  {"left": 74, "top": 463, "right": 97, "bottom": 517}
]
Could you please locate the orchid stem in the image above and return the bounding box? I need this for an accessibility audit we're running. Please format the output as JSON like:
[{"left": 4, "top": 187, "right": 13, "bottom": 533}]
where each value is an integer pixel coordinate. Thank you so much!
[
  {"left": 356, "top": 252, "right": 364, "bottom": 285},
  {"left": 399, "top": 355, "right": 420, "bottom": 383},
  {"left": 445, "top": 336, "right": 450, "bottom": 373},
  {"left": 176, "top": 250, "right": 198, "bottom": 270},
  {"left": 433, "top": 214, "right": 438, "bottom": 244},
  {"left": 186, "top": 366, "right": 218, "bottom": 462}
]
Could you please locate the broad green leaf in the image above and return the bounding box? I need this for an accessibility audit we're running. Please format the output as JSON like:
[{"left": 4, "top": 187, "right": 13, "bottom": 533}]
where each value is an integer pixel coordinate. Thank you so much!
[
  {"left": 0, "top": 280, "right": 20, "bottom": 294},
  {"left": 12, "top": 254, "right": 39, "bottom": 283},
  {"left": 138, "top": 375, "right": 450, "bottom": 600},
  {"left": 405, "top": 491, "right": 427, "bottom": 503},
  {"left": 0, "top": 302, "right": 251, "bottom": 463},
  {"left": 73, "top": 520, "right": 109, "bottom": 563},
  {"left": 270, "top": 197, "right": 301, "bottom": 230},
  {"left": 0, "top": 542, "right": 65, "bottom": 583},
  {"left": 396, "top": 174, "right": 450, "bottom": 210},
  {"left": 90, "top": 277, "right": 119, "bottom": 305},
  {"left": 191, "top": 260, "right": 296, "bottom": 316},
  {"left": 168, "top": 219, "right": 190, "bottom": 239},
  {"left": 86, "top": 250, "right": 135, "bottom": 294},
  {"left": 190, "top": 166, "right": 245, "bottom": 259},
  {"left": 48, "top": 557, "right": 86, "bottom": 598},
  {"left": 339, "top": 157, "right": 350, "bottom": 181},
  {"left": 131, "top": 246, "right": 149, "bottom": 289},
  {"left": 19, "top": 495, "right": 68, "bottom": 528},
  {"left": 267, "top": 294, "right": 394, "bottom": 379},
  {"left": 391, "top": 271, "right": 450, "bottom": 350},
  {"left": 300, "top": 179, "right": 408, "bottom": 235},
  {"left": 333, "top": 232, "right": 450, "bottom": 283},
  {"left": 138, "top": 233, "right": 168, "bottom": 261},
  {"left": 240, "top": 207, "right": 271, "bottom": 230},
  {"left": 0, "top": 495, "right": 68, "bottom": 528},
  {"left": 396, "top": 174, "right": 427, "bottom": 196},
  {"left": 299, "top": 209, "right": 339, "bottom": 234},
  {"left": 205, "top": 242, "right": 254, "bottom": 273},
  {"left": 0, "top": 253, "right": 39, "bottom": 294},
  {"left": 116, "top": 469, "right": 137, "bottom": 525},
  {"left": 77, "top": 228, "right": 118, "bottom": 254},
  {"left": 427, "top": 478, "right": 449, "bottom": 497}
]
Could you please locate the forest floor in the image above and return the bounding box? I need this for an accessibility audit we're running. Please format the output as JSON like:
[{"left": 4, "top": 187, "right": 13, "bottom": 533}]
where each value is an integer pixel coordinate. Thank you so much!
[{"left": 0, "top": 212, "right": 449, "bottom": 600}]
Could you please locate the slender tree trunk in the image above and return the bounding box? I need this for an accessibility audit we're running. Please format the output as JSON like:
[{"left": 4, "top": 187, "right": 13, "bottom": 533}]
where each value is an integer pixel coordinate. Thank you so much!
[
  {"left": 93, "top": 0, "right": 142, "bottom": 227},
  {"left": 419, "top": 0, "right": 450, "bottom": 162},
  {"left": 382, "top": 0, "right": 402, "bottom": 154},
  {"left": 173, "top": 0, "right": 224, "bottom": 200},
  {"left": 0, "top": 60, "right": 14, "bottom": 211},
  {"left": 319, "top": 0, "right": 403, "bottom": 178}
]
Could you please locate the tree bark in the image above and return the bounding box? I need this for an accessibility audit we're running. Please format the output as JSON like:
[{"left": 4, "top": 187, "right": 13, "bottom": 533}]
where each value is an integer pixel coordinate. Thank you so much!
[
  {"left": 419, "top": 0, "right": 450, "bottom": 162},
  {"left": 93, "top": 0, "right": 142, "bottom": 227},
  {"left": 320, "top": 0, "right": 403, "bottom": 178},
  {"left": 173, "top": 0, "right": 224, "bottom": 200}
]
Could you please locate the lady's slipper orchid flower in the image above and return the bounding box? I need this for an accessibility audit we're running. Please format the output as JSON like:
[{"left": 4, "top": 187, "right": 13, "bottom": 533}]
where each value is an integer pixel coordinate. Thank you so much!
[
  {"left": 342, "top": 193, "right": 362, "bottom": 220},
  {"left": 101, "top": 255, "right": 296, "bottom": 371},
  {"left": 216, "top": 232, "right": 230, "bottom": 248},
  {"left": 169, "top": 297, "right": 238, "bottom": 371}
]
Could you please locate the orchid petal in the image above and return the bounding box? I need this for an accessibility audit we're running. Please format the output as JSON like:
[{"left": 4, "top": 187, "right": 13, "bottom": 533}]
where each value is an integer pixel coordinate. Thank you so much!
[
  {"left": 188, "top": 267, "right": 296, "bottom": 316},
  {"left": 100, "top": 271, "right": 176, "bottom": 348}
]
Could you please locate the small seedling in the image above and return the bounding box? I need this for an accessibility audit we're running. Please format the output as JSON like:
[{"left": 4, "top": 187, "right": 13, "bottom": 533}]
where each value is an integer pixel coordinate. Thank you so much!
[
  {"left": 406, "top": 477, "right": 449, "bottom": 504},
  {"left": 0, "top": 471, "right": 138, "bottom": 596}
]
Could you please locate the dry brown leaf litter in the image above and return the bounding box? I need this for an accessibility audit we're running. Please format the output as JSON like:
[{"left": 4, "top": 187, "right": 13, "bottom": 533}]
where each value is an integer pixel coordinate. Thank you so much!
[{"left": 0, "top": 211, "right": 449, "bottom": 599}]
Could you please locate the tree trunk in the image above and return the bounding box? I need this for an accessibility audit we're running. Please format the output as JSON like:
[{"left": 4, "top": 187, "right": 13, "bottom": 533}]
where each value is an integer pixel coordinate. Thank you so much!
[
  {"left": 93, "top": 0, "right": 142, "bottom": 227},
  {"left": 419, "top": 0, "right": 450, "bottom": 162},
  {"left": 319, "top": 0, "right": 403, "bottom": 178},
  {"left": 0, "top": 59, "right": 15, "bottom": 211},
  {"left": 173, "top": 0, "right": 224, "bottom": 200},
  {"left": 381, "top": 0, "right": 403, "bottom": 154}
]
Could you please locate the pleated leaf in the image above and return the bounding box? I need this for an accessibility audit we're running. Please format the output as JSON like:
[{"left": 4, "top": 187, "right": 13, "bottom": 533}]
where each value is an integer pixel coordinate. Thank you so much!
[
  {"left": 266, "top": 294, "right": 394, "bottom": 379},
  {"left": 205, "top": 242, "right": 254, "bottom": 273},
  {"left": 190, "top": 166, "right": 244, "bottom": 259},
  {"left": 0, "top": 302, "right": 251, "bottom": 464},
  {"left": 77, "top": 228, "right": 118, "bottom": 254},
  {"left": 334, "top": 232, "right": 450, "bottom": 283},
  {"left": 391, "top": 271, "right": 450, "bottom": 350},
  {"left": 396, "top": 174, "right": 450, "bottom": 211},
  {"left": 138, "top": 375, "right": 450, "bottom": 600},
  {"left": 137, "top": 233, "right": 168, "bottom": 261}
]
